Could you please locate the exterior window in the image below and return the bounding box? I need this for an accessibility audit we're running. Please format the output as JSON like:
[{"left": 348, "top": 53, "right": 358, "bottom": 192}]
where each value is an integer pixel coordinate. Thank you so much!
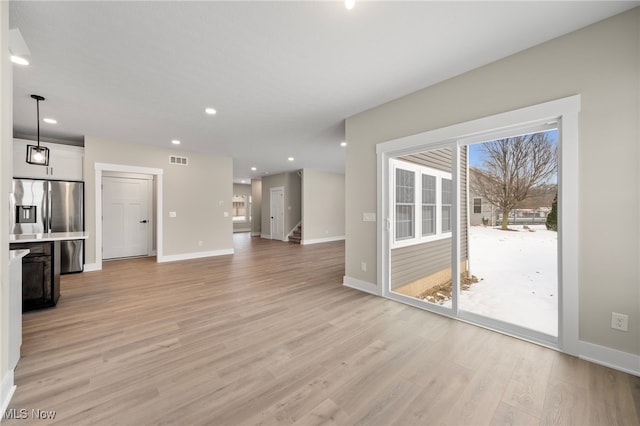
[
  {"left": 422, "top": 174, "right": 436, "bottom": 236},
  {"left": 441, "top": 178, "right": 453, "bottom": 232},
  {"left": 392, "top": 159, "right": 452, "bottom": 248},
  {"left": 473, "top": 197, "right": 482, "bottom": 214},
  {"left": 395, "top": 168, "right": 415, "bottom": 240},
  {"left": 232, "top": 195, "right": 247, "bottom": 222}
]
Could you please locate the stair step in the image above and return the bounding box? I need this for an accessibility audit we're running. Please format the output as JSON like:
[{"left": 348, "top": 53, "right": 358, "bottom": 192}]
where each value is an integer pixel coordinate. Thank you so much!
[{"left": 289, "top": 226, "right": 302, "bottom": 244}]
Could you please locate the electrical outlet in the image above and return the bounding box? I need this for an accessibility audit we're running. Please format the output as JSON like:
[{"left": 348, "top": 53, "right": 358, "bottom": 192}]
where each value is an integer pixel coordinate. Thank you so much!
[
  {"left": 611, "top": 312, "right": 629, "bottom": 332},
  {"left": 198, "top": 240, "right": 203, "bottom": 247},
  {"left": 361, "top": 261, "right": 367, "bottom": 272}
]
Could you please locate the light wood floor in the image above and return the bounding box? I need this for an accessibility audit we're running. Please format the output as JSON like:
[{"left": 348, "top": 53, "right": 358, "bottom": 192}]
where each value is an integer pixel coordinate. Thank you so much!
[{"left": 6, "top": 234, "right": 640, "bottom": 425}]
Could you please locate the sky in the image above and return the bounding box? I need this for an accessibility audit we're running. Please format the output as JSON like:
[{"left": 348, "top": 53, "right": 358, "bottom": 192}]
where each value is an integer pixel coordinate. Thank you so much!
[{"left": 468, "top": 129, "right": 558, "bottom": 170}]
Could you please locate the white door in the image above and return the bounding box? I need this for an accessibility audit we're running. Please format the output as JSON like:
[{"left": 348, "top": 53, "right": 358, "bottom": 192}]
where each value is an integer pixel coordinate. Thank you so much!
[
  {"left": 270, "top": 187, "right": 285, "bottom": 241},
  {"left": 103, "top": 176, "right": 150, "bottom": 259}
]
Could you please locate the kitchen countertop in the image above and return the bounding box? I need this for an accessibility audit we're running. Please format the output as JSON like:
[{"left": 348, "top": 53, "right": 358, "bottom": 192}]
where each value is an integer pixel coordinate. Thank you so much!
[
  {"left": 9, "top": 232, "right": 89, "bottom": 243},
  {"left": 9, "top": 249, "right": 30, "bottom": 265}
]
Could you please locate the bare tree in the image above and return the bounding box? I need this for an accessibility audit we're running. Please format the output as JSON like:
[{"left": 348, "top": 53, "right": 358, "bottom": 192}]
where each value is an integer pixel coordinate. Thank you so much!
[{"left": 471, "top": 132, "right": 557, "bottom": 230}]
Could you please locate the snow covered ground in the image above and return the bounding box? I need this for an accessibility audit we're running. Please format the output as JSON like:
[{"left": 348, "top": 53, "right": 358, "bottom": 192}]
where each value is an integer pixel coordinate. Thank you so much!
[{"left": 444, "top": 225, "right": 558, "bottom": 336}]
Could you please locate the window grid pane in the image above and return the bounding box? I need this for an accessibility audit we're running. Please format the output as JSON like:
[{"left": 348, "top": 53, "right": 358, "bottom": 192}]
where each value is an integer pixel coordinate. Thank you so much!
[
  {"left": 396, "top": 205, "right": 414, "bottom": 240},
  {"left": 396, "top": 168, "right": 415, "bottom": 240},
  {"left": 442, "top": 178, "right": 453, "bottom": 232},
  {"left": 473, "top": 197, "right": 482, "bottom": 214},
  {"left": 422, "top": 174, "right": 436, "bottom": 236}
]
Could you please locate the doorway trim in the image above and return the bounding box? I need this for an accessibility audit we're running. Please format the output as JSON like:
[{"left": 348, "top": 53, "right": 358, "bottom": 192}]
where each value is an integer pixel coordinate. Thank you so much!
[
  {"left": 376, "top": 95, "right": 580, "bottom": 355},
  {"left": 93, "top": 162, "right": 163, "bottom": 271}
]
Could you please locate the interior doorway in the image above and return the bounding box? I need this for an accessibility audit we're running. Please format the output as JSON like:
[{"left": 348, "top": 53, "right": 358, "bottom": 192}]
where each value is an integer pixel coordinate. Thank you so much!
[
  {"left": 102, "top": 174, "right": 154, "bottom": 260},
  {"left": 270, "top": 186, "right": 285, "bottom": 241},
  {"left": 93, "top": 162, "right": 163, "bottom": 271}
]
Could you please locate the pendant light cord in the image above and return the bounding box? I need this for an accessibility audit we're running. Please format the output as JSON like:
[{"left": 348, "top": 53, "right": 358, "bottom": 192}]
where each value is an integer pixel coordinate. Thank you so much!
[
  {"left": 36, "top": 97, "right": 40, "bottom": 149},
  {"left": 30, "top": 94, "right": 45, "bottom": 149}
]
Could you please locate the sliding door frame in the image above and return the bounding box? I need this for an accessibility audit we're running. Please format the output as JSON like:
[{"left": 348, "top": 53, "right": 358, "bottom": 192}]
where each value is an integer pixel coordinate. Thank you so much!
[{"left": 376, "top": 95, "right": 580, "bottom": 354}]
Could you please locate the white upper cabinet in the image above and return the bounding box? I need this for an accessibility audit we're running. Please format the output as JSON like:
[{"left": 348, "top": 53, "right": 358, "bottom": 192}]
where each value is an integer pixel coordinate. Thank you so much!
[{"left": 13, "top": 139, "right": 84, "bottom": 181}]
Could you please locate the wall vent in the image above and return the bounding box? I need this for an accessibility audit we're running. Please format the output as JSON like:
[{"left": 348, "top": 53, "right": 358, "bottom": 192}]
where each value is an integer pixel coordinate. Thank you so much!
[{"left": 169, "top": 155, "right": 188, "bottom": 165}]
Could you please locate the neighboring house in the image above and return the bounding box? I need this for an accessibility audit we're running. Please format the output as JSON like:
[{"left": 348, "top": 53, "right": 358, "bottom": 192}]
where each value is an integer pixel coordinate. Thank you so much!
[
  {"left": 468, "top": 167, "right": 498, "bottom": 226},
  {"left": 468, "top": 167, "right": 556, "bottom": 226},
  {"left": 390, "top": 149, "right": 468, "bottom": 297}
]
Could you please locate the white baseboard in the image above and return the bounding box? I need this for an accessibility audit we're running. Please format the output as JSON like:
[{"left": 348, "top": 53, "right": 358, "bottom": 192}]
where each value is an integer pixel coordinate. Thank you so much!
[
  {"left": 579, "top": 340, "right": 640, "bottom": 377},
  {"left": 301, "top": 236, "right": 345, "bottom": 245},
  {"left": 251, "top": 232, "right": 261, "bottom": 237},
  {"left": 260, "top": 234, "right": 272, "bottom": 239},
  {"left": 157, "top": 248, "right": 234, "bottom": 263},
  {"left": 233, "top": 228, "right": 251, "bottom": 233},
  {"left": 1, "top": 370, "right": 16, "bottom": 419},
  {"left": 343, "top": 276, "right": 381, "bottom": 296},
  {"left": 83, "top": 262, "right": 101, "bottom": 272}
]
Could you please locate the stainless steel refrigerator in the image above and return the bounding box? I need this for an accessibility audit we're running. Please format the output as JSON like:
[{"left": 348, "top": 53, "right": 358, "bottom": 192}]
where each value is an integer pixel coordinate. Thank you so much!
[{"left": 10, "top": 179, "right": 84, "bottom": 273}]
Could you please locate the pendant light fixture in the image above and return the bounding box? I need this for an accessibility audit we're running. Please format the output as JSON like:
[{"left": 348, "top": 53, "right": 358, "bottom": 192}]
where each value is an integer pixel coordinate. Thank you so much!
[{"left": 26, "top": 94, "right": 50, "bottom": 166}]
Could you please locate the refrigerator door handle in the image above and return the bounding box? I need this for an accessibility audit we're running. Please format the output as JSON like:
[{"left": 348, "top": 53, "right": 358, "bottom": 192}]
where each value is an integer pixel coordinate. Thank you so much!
[{"left": 46, "top": 184, "right": 52, "bottom": 233}]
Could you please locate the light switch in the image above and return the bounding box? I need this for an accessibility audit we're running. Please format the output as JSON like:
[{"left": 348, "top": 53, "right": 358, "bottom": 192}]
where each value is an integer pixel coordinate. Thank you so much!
[
  {"left": 223, "top": 212, "right": 229, "bottom": 217},
  {"left": 169, "top": 211, "right": 177, "bottom": 218},
  {"left": 363, "top": 213, "right": 376, "bottom": 222}
]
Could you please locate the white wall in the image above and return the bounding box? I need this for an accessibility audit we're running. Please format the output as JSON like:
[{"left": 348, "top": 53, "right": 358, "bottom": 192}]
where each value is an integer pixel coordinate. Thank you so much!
[
  {"left": 0, "top": 0, "right": 14, "bottom": 413},
  {"left": 345, "top": 9, "right": 639, "bottom": 357},
  {"left": 301, "top": 169, "right": 345, "bottom": 244},
  {"left": 85, "top": 137, "right": 233, "bottom": 265}
]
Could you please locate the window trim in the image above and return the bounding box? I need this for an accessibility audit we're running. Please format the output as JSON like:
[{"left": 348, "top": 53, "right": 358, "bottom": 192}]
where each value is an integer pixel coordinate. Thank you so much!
[{"left": 391, "top": 158, "right": 452, "bottom": 249}]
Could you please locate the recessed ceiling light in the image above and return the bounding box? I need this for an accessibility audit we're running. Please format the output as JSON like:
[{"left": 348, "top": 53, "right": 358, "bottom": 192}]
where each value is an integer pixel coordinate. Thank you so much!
[
  {"left": 251, "top": 167, "right": 257, "bottom": 171},
  {"left": 241, "top": 180, "right": 246, "bottom": 184},
  {"left": 43, "top": 118, "right": 57, "bottom": 124},
  {"left": 288, "top": 157, "right": 294, "bottom": 162},
  {"left": 340, "top": 141, "right": 347, "bottom": 147},
  {"left": 171, "top": 140, "right": 181, "bottom": 145},
  {"left": 345, "top": 0, "right": 355, "bottom": 10},
  {"left": 205, "top": 107, "right": 217, "bottom": 115},
  {"left": 11, "top": 55, "right": 29, "bottom": 66}
]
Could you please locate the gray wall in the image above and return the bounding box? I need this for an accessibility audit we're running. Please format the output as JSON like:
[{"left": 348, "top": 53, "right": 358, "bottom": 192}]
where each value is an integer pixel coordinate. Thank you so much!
[
  {"left": 301, "top": 169, "right": 345, "bottom": 243},
  {"left": 345, "top": 9, "right": 639, "bottom": 355},
  {"left": 251, "top": 179, "right": 262, "bottom": 236},
  {"left": 232, "top": 183, "right": 252, "bottom": 233},
  {"left": 85, "top": 137, "right": 233, "bottom": 263},
  {"left": 285, "top": 171, "right": 302, "bottom": 236}
]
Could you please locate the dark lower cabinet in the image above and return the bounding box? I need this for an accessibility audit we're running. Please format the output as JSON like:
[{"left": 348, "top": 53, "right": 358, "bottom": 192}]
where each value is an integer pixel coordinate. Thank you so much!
[{"left": 10, "top": 241, "right": 60, "bottom": 312}]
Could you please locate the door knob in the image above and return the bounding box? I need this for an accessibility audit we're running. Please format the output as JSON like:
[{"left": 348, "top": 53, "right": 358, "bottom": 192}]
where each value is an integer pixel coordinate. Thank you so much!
[{"left": 140, "top": 220, "right": 148, "bottom": 223}]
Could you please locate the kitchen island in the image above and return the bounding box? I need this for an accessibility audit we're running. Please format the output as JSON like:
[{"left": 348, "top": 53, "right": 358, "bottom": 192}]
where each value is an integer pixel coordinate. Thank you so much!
[{"left": 9, "top": 232, "right": 88, "bottom": 311}]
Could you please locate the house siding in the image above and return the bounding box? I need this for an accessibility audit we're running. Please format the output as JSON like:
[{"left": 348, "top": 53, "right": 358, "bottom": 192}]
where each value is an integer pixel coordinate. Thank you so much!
[{"left": 390, "top": 147, "right": 468, "bottom": 290}]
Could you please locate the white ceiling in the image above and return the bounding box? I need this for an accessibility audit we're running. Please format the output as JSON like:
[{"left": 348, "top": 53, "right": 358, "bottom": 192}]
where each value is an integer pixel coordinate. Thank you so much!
[{"left": 9, "top": 1, "right": 638, "bottom": 183}]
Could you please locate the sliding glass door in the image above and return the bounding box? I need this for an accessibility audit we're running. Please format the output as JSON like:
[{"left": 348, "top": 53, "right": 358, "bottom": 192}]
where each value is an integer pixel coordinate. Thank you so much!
[{"left": 383, "top": 125, "right": 560, "bottom": 346}]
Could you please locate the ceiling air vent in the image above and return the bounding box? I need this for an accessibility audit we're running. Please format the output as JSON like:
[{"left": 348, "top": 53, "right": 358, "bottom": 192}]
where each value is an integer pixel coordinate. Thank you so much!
[{"left": 169, "top": 155, "right": 188, "bottom": 165}]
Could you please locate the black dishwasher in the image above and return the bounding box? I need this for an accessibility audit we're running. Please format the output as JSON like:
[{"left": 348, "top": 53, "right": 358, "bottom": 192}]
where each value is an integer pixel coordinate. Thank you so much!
[{"left": 10, "top": 241, "right": 61, "bottom": 311}]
